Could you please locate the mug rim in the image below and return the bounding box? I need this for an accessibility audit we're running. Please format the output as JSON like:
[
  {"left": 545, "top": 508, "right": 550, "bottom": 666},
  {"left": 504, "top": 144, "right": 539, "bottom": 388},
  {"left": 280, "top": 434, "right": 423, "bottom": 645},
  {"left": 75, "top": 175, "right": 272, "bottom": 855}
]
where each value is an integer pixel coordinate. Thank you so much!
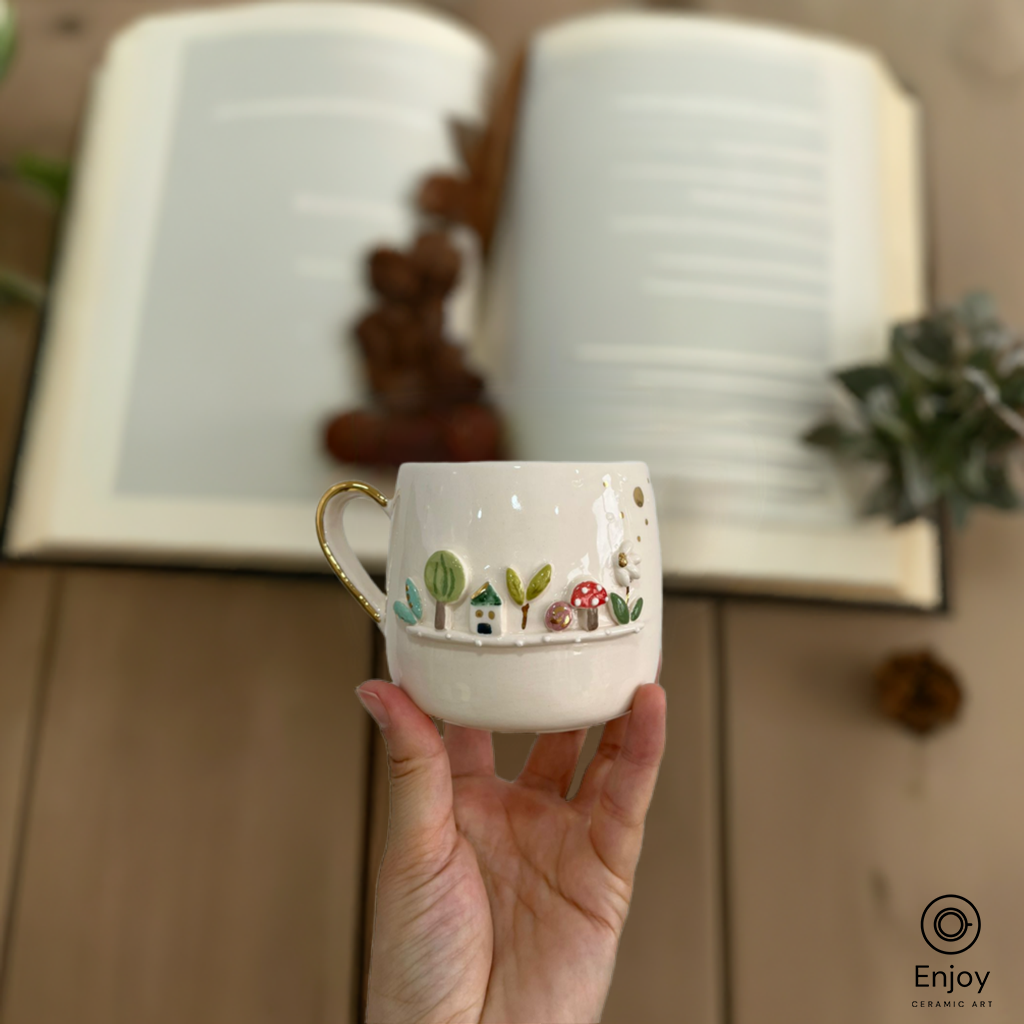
[{"left": 395, "top": 460, "right": 650, "bottom": 470}]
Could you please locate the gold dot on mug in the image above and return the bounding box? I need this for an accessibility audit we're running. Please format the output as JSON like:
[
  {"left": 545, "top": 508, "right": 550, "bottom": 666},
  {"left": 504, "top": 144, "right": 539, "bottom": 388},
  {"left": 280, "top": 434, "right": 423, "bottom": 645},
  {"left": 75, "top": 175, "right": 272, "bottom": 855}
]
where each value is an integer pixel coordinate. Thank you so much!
[
  {"left": 633, "top": 487, "right": 644, "bottom": 507},
  {"left": 637, "top": 535, "right": 641, "bottom": 542},
  {"left": 645, "top": 518, "right": 649, "bottom": 525}
]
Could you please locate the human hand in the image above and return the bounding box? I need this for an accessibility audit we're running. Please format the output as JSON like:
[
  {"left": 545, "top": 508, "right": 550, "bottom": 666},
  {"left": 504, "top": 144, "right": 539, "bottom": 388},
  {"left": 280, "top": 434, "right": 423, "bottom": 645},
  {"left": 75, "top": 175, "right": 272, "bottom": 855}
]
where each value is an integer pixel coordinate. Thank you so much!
[{"left": 356, "top": 667, "right": 666, "bottom": 1024}]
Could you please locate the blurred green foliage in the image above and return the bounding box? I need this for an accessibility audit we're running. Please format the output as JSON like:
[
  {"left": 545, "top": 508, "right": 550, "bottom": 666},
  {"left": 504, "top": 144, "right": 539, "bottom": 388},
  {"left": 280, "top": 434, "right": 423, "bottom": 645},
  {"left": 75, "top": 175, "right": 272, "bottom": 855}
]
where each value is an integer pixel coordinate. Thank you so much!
[
  {"left": 805, "top": 293, "right": 1024, "bottom": 528},
  {"left": 1, "top": 3, "right": 68, "bottom": 309}
]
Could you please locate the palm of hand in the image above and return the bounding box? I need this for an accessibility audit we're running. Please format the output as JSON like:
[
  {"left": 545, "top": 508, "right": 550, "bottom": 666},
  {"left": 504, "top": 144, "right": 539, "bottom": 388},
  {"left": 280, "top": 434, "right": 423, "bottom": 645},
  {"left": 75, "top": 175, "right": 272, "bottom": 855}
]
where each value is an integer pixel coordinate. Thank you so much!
[
  {"left": 362, "top": 681, "right": 665, "bottom": 1024},
  {"left": 453, "top": 772, "right": 633, "bottom": 1024}
]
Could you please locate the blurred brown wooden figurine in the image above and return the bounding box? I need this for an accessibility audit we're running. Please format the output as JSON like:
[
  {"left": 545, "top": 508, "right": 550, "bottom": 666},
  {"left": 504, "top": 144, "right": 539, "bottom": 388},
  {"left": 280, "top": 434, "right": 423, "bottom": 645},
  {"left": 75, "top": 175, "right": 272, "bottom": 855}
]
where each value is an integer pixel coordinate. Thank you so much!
[{"left": 324, "top": 57, "right": 526, "bottom": 468}]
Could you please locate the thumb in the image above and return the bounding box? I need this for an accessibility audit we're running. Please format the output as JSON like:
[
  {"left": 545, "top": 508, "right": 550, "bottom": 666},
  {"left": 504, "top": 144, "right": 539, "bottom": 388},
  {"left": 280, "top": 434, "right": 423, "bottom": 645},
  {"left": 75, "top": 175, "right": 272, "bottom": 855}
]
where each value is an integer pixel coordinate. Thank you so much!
[{"left": 356, "top": 680, "right": 455, "bottom": 852}]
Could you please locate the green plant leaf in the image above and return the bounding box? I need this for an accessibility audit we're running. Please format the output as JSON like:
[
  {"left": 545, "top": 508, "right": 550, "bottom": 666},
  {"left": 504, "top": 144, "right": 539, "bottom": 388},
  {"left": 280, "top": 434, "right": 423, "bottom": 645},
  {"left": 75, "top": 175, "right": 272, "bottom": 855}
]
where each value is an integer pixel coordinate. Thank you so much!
[
  {"left": 959, "top": 291, "right": 999, "bottom": 332},
  {"left": 913, "top": 320, "right": 956, "bottom": 366},
  {"left": 405, "top": 578, "right": 422, "bottom": 621},
  {"left": 898, "top": 448, "right": 937, "bottom": 511},
  {"left": 974, "top": 464, "right": 1020, "bottom": 510},
  {"left": 946, "top": 490, "right": 973, "bottom": 529},
  {"left": 0, "top": 5, "right": 16, "bottom": 82},
  {"left": 630, "top": 597, "right": 644, "bottom": 622},
  {"left": 0, "top": 269, "right": 43, "bottom": 307},
  {"left": 861, "top": 477, "right": 900, "bottom": 519},
  {"left": 836, "top": 365, "right": 897, "bottom": 403},
  {"left": 393, "top": 601, "right": 417, "bottom": 625},
  {"left": 14, "top": 154, "right": 70, "bottom": 205},
  {"left": 424, "top": 550, "right": 466, "bottom": 603},
  {"left": 526, "top": 564, "right": 551, "bottom": 602},
  {"left": 505, "top": 567, "right": 525, "bottom": 607},
  {"left": 803, "top": 421, "right": 849, "bottom": 449},
  {"left": 609, "top": 592, "right": 630, "bottom": 625}
]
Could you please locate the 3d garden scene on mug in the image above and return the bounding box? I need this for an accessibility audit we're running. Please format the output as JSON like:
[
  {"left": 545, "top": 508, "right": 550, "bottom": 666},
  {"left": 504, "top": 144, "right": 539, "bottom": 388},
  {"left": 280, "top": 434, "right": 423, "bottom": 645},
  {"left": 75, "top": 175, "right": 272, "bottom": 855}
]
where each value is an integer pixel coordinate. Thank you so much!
[{"left": 1, "top": 1, "right": 1023, "bottom": 1022}]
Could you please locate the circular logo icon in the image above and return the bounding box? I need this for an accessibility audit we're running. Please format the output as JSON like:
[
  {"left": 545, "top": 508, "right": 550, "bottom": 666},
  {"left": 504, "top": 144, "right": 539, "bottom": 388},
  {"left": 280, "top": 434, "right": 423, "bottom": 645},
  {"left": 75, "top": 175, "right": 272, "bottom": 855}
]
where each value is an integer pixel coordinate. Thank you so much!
[{"left": 921, "top": 895, "right": 981, "bottom": 955}]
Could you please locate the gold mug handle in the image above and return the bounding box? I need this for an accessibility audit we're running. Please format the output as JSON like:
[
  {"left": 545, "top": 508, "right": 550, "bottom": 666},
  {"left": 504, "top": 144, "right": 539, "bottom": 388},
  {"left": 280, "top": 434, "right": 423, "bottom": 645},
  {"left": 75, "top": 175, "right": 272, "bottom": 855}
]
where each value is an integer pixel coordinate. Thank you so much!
[{"left": 315, "top": 480, "right": 391, "bottom": 630}]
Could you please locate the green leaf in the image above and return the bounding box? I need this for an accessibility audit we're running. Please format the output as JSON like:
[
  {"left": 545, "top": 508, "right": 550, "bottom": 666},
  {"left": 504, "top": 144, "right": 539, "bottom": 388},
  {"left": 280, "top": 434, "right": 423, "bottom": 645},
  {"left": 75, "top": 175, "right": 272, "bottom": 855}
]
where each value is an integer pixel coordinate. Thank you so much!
[
  {"left": 405, "top": 578, "right": 422, "bottom": 621},
  {"left": 861, "top": 477, "right": 900, "bottom": 519},
  {"left": 836, "top": 365, "right": 897, "bottom": 403},
  {"left": 630, "top": 597, "right": 644, "bottom": 622},
  {"left": 424, "top": 550, "right": 466, "bottom": 603},
  {"left": 0, "top": 5, "right": 16, "bottom": 82},
  {"left": 913, "top": 320, "right": 956, "bottom": 366},
  {"left": 505, "top": 568, "right": 525, "bottom": 606},
  {"left": 979, "top": 465, "right": 1020, "bottom": 510},
  {"left": 803, "top": 421, "right": 849, "bottom": 449},
  {"left": 0, "top": 269, "right": 43, "bottom": 307},
  {"left": 14, "top": 154, "right": 70, "bottom": 205},
  {"left": 959, "top": 291, "right": 999, "bottom": 332},
  {"left": 946, "top": 490, "right": 973, "bottom": 529},
  {"left": 899, "top": 448, "right": 938, "bottom": 511},
  {"left": 609, "top": 593, "right": 630, "bottom": 625},
  {"left": 803, "top": 421, "right": 884, "bottom": 459},
  {"left": 393, "top": 601, "right": 417, "bottom": 625},
  {"left": 525, "top": 564, "right": 551, "bottom": 602},
  {"left": 957, "top": 443, "right": 989, "bottom": 498}
]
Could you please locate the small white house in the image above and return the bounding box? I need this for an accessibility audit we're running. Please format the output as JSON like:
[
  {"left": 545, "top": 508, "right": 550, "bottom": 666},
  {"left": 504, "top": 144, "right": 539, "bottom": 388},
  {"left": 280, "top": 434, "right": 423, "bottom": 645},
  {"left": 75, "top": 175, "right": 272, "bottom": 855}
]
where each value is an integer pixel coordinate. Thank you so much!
[{"left": 469, "top": 582, "right": 504, "bottom": 637}]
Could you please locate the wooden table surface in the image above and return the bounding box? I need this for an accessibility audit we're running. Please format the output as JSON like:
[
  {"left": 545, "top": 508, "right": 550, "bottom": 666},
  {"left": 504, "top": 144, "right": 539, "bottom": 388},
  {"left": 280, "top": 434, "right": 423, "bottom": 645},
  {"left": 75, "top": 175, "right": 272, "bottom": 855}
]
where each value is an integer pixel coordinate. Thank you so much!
[{"left": 3, "top": 2, "right": 1024, "bottom": 1022}]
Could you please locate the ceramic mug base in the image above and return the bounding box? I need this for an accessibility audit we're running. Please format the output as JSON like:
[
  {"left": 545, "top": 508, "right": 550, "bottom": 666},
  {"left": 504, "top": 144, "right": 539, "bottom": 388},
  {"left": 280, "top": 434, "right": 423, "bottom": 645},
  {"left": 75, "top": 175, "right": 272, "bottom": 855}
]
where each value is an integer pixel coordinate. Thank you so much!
[{"left": 387, "top": 628, "right": 660, "bottom": 733}]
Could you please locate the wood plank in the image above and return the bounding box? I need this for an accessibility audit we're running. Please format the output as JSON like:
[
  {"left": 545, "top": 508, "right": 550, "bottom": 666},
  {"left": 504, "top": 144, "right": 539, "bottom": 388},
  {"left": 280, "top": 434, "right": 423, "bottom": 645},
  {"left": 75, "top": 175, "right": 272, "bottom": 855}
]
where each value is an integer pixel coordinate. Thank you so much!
[
  {"left": 602, "top": 599, "right": 721, "bottom": 1024},
  {"left": 363, "top": 599, "right": 722, "bottom": 1024},
  {"left": 701, "top": 1, "right": 1024, "bottom": 1021},
  {"left": 725, "top": 512, "right": 1024, "bottom": 1022},
  {"left": 0, "top": 566, "right": 55, "bottom": 968},
  {"left": 0, "top": 569, "right": 374, "bottom": 1024}
]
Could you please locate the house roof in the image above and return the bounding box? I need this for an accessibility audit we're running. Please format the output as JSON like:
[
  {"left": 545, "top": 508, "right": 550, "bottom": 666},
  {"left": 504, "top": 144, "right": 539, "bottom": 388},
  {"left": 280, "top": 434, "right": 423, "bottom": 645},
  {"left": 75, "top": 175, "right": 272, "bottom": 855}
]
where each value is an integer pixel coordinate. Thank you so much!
[{"left": 470, "top": 582, "right": 502, "bottom": 606}]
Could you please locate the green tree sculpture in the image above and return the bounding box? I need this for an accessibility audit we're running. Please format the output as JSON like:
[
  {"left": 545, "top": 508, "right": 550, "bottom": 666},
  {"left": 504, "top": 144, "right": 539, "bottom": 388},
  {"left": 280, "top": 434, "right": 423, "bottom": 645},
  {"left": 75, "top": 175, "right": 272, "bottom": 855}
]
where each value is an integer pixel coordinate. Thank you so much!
[{"left": 424, "top": 550, "right": 466, "bottom": 629}]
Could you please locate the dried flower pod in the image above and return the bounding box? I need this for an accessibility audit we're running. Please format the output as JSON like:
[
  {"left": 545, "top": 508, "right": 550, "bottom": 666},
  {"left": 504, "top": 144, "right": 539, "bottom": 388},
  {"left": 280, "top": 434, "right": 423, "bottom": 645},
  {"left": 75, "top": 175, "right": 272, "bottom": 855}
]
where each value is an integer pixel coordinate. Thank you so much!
[
  {"left": 410, "top": 230, "right": 462, "bottom": 295},
  {"left": 377, "top": 367, "right": 429, "bottom": 415},
  {"left": 393, "top": 328, "right": 429, "bottom": 366},
  {"left": 417, "top": 173, "right": 475, "bottom": 224},
  {"left": 417, "top": 296, "right": 445, "bottom": 341},
  {"left": 875, "top": 649, "right": 963, "bottom": 735},
  {"left": 324, "top": 409, "right": 387, "bottom": 464},
  {"left": 368, "top": 248, "right": 421, "bottom": 303},
  {"left": 354, "top": 310, "right": 396, "bottom": 366},
  {"left": 427, "top": 342, "right": 482, "bottom": 399},
  {"left": 376, "top": 413, "right": 449, "bottom": 464},
  {"left": 440, "top": 402, "right": 502, "bottom": 460}
]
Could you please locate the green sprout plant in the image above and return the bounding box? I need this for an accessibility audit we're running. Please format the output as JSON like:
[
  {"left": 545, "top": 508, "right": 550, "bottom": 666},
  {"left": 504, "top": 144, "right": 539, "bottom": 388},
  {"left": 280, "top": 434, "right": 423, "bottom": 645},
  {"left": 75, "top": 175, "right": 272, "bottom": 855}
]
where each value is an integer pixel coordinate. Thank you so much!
[
  {"left": 1, "top": 1, "right": 69, "bottom": 307},
  {"left": 505, "top": 563, "right": 550, "bottom": 629},
  {"left": 804, "top": 293, "right": 1024, "bottom": 527}
]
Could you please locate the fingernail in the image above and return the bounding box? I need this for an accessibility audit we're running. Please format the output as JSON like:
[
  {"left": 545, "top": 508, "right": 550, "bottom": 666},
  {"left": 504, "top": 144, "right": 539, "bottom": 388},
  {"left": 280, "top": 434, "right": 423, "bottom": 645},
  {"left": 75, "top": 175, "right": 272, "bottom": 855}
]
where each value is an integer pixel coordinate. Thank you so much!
[{"left": 356, "top": 687, "right": 390, "bottom": 731}]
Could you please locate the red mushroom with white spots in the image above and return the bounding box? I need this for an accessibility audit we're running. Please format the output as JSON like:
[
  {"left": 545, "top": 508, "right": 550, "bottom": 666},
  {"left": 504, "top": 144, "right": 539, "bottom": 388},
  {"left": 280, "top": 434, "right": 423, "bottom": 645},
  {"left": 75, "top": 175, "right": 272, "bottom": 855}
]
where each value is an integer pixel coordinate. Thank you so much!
[{"left": 571, "top": 580, "right": 607, "bottom": 631}]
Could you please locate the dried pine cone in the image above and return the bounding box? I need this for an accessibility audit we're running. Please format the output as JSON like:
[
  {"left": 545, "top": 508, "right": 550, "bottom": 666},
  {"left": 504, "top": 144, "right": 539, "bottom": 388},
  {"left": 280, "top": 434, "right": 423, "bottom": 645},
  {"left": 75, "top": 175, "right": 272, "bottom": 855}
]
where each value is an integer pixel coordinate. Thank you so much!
[
  {"left": 410, "top": 230, "right": 462, "bottom": 295},
  {"left": 368, "top": 248, "right": 422, "bottom": 303},
  {"left": 875, "top": 650, "right": 963, "bottom": 735}
]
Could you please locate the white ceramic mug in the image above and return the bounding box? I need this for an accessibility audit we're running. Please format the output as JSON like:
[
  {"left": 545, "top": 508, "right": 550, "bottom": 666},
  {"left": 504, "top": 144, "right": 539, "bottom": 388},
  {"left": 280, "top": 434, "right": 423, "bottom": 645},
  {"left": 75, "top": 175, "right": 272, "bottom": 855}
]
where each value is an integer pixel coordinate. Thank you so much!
[{"left": 316, "top": 461, "right": 661, "bottom": 732}]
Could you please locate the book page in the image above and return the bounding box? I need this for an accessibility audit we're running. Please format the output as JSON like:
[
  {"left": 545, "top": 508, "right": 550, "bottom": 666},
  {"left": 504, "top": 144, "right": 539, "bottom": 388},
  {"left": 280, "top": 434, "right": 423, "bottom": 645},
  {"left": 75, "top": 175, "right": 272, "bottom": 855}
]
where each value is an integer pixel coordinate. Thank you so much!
[
  {"left": 495, "top": 13, "right": 899, "bottom": 528},
  {"left": 7, "top": 3, "right": 490, "bottom": 568}
]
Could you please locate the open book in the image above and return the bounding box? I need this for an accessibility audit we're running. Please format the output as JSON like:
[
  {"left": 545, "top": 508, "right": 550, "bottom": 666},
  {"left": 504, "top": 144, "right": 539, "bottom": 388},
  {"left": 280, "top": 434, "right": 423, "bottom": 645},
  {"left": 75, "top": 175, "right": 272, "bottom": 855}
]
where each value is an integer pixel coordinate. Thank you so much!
[{"left": 3, "top": 3, "right": 942, "bottom": 609}]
